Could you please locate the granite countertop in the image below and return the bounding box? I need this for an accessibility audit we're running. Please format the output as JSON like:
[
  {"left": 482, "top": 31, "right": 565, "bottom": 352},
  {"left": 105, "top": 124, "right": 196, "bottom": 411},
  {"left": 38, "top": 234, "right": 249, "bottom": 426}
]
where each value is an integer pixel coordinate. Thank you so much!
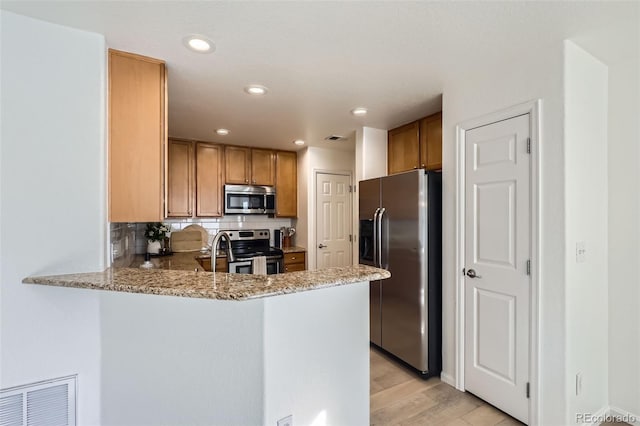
[
  {"left": 281, "top": 246, "right": 306, "bottom": 254},
  {"left": 23, "top": 265, "right": 390, "bottom": 301}
]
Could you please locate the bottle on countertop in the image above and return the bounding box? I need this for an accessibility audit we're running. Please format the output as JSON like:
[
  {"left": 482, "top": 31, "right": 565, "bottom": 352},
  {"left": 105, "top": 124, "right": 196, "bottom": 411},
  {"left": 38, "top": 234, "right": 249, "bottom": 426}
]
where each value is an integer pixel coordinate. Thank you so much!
[{"left": 140, "top": 252, "right": 153, "bottom": 269}]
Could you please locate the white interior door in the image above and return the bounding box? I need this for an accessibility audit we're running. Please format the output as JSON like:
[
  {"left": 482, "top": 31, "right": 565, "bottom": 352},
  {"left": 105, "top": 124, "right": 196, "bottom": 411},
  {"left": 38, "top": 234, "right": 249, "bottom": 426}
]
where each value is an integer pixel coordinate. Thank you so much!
[
  {"left": 464, "top": 114, "right": 531, "bottom": 424},
  {"left": 316, "top": 172, "right": 352, "bottom": 269}
]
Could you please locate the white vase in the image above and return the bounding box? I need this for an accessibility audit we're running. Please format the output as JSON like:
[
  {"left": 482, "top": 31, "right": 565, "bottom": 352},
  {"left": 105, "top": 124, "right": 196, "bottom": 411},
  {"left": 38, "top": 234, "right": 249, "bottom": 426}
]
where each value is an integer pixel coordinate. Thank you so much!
[{"left": 147, "top": 240, "right": 161, "bottom": 254}]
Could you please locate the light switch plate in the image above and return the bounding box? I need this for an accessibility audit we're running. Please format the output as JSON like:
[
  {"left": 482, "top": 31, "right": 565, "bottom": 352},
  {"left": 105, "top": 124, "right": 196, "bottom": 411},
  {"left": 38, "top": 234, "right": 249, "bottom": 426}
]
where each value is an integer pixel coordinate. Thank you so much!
[{"left": 576, "top": 241, "right": 586, "bottom": 263}]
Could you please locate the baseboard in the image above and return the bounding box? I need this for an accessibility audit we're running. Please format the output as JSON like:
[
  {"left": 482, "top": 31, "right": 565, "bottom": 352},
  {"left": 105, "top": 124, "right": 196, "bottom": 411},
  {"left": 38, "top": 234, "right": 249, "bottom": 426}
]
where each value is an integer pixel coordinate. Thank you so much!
[
  {"left": 577, "top": 405, "right": 610, "bottom": 426},
  {"left": 440, "top": 372, "right": 456, "bottom": 387},
  {"left": 609, "top": 406, "right": 640, "bottom": 426}
]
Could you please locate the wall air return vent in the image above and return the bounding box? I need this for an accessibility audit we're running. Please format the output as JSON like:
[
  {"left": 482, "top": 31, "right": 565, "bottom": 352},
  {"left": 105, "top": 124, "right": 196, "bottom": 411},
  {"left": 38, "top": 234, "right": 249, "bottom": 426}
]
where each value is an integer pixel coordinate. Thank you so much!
[
  {"left": 0, "top": 375, "right": 76, "bottom": 426},
  {"left": 324, "top": 135, "right": 347, "bottom": 141}
]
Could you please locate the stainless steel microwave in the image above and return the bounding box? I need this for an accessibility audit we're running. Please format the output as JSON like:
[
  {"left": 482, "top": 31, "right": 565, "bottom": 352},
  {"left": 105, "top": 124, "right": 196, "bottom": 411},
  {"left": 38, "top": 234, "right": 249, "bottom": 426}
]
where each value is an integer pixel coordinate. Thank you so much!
[{"left": 224, "top": 184, "right": 276, "bottom": 215}]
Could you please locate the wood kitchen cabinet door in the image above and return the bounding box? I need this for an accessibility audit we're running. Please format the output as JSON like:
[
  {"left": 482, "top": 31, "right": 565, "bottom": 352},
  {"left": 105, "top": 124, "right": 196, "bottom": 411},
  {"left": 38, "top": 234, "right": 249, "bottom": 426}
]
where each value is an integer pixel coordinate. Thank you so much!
[
  {"left": 275, "top": 151, "right": 297, "bottom": 217},
  {"left": 283, "top": 252, "right": 306, "bottom": 272},
  {"left": 387, "top": 121, "right": 420, "bottom": 175},
  {"left": 109, "top": 49, "right": 166, "bottom": 222},
  {"left": 196, "top": 143, "right": 224, "bottom": 217},
  {"left": 420, "top": 112, "right": 443, "bottom": 171},
  {"left": 224, "top": 146, "right": 251, "bottom": 184},
  {"left": 250, "top": 148, "right": 275, "bottom": 185},
  {"left": 167, "top": 139, "right": 193, "bottom": 217}
]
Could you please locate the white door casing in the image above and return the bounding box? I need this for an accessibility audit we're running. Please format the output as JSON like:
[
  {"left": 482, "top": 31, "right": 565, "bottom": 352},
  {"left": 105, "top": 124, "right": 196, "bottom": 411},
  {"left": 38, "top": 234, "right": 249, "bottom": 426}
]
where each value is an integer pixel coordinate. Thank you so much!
[
  {"left": 463, "top": 113, "right": 531, "bottom": 424},
  {"left": 316, "top": 172, "right": 353, "bottom": 269}
]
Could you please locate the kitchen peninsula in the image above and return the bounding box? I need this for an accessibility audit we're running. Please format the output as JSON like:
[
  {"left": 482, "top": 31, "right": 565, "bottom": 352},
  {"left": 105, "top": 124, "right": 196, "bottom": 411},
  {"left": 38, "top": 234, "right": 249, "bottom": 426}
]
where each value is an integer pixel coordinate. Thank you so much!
[{"left": 24, "top": 264, "right": 389, "bottom": 425}]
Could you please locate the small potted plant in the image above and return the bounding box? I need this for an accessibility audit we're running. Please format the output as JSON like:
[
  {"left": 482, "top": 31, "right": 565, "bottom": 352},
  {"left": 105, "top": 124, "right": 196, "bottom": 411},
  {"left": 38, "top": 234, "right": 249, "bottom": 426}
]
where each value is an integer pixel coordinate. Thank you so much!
[{"left": 145, "top": 222, "right": 170, "bottom": 254}]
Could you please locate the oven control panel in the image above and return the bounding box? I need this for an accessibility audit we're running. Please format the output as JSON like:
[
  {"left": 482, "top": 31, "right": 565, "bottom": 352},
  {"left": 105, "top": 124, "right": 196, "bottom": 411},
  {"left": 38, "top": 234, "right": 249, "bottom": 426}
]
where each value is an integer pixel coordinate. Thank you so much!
[{"left": 225, "top": 229, "right": 270, "bottom": 241}]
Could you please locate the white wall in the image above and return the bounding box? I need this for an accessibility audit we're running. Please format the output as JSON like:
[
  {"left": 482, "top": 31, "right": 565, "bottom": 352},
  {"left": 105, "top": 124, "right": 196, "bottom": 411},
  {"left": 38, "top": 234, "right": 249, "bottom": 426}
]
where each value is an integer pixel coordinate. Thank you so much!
[
  {"left": 100, "top": 282, "right": 369, "bottom": 426},
  {"left": 355, "top": 126, "right": 387, "bottom": 182},
  {"left": 100, "top": 292, "right": 265, "bottom": 425},
  {"left": 0, "top": 11, "right": 105, "bottom": 424},
  {"left": 607, "top": 33, "right": 640, "bottom": 420},
  {"left": 296, "top": 148, "right": 310, "bottom": 251},
  {"left": 442, "top": 42, "right": 567, "bottom": 424},
  {"left": 563, "top": 40, "right": 609, "bottom": 423},
  {"left": 297, "top": 147, "right": 356, "bottom": 270},
  {"left": 263, "top": 282, "right": 369, "bottom": 426}
]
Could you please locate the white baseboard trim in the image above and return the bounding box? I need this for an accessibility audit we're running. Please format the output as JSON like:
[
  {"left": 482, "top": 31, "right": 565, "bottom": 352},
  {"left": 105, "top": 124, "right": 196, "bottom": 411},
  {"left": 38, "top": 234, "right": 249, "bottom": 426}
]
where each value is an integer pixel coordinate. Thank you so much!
[
  {"left": 578, "top": 405, "right": 610, "bottom": 426},
  {"left": 609, "top": 406, "right": 640, "bottom": 426},
  {"left": 440, "top": 372, "right": 456, "bottom": 387}
]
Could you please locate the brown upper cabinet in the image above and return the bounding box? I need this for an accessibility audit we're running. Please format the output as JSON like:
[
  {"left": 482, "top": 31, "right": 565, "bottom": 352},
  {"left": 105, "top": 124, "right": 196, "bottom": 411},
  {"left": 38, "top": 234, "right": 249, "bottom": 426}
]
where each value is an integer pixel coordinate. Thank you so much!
[
  {"left": 250, "top": 149, "right": 276, "bottom": 186},
  {"left": 166, "top": 138, "right": 224, "bottom": 218},
  {"left": 275, "top": 151, "right": 297, "bottom": 218},
  {"left": 388, "top": 121, "right": 420, "bottom": 175},
  {"left": 224, "top": 146, "right": 275, "bottom": 185},
  {"left": 387, "top": 111, "right": 442, "bottom": 175},
  {"left": 195, "top": 142, "right": 224, "bottom": 217},
  {"left": 420, "top": 112, "right": 443, "bottom": 171},
  {"left": 166, "top": 139, "right": 193, "bottom": 217},
  {"left": 108, "top": 49, "right": 166, "bottom": 222}
]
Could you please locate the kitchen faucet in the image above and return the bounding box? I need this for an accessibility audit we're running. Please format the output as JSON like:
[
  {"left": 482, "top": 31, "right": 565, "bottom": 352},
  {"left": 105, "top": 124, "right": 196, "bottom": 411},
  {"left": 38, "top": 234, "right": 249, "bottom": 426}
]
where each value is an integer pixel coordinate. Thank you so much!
[{"left": 210, "top": 231, "right": 235, "bottom": 272}]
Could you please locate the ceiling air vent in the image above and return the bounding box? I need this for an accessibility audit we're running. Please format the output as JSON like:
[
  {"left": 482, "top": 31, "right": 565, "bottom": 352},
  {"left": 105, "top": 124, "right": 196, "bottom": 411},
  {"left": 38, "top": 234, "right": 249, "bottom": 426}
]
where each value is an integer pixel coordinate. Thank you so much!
[{"left": 324, "top": 135, "right": 346, "bottom": 141}]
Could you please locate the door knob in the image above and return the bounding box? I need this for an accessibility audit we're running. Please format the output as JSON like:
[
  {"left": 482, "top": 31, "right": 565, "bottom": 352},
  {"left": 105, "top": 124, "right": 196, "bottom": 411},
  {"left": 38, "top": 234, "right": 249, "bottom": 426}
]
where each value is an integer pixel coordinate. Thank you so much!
[
  {"left": 318, "top": 244, "right": 327, "bottom": 249},
  {"left": 466, "top": 269, "right": 482, "bottom": 279}
]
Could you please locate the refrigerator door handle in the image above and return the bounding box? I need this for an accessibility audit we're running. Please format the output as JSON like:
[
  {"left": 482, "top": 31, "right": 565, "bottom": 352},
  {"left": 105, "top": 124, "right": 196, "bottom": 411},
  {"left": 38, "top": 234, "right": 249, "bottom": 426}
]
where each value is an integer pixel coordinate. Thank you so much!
[
  {"left": 373, "top": 208, "right": 381, "bottom": 267},
  {"left": 378, "top": 207, "right": 386, "bottom": 268}
]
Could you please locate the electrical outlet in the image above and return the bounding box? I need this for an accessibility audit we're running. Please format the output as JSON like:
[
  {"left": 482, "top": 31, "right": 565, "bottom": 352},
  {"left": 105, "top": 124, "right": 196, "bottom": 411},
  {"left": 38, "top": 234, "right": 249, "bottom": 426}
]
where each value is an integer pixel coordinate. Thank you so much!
[
  {"left": 576, "top": 372, "right": 582, "bottom": 395},
  {"left": 277, "top": 415, "right": 293, "bottom": 426}
]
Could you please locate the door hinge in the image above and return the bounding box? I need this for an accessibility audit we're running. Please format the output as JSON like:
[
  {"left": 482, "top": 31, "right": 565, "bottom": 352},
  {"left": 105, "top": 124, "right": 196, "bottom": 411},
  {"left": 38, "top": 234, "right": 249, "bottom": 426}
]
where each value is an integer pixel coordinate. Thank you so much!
[
  {"left": 349, "top": 234, "right": 353, "bottom": 242},
  {"left": 349, "top": 185, "right": 356, "bottom": 193},
  {"left": 526, "top": 138, "right": 531, "bottom": 154},
  {"left": 526, "top": 382, "right": 530, "bottom": 399},
  {"left": 526, "top": 260, "right": 531, "bottom": 275}
]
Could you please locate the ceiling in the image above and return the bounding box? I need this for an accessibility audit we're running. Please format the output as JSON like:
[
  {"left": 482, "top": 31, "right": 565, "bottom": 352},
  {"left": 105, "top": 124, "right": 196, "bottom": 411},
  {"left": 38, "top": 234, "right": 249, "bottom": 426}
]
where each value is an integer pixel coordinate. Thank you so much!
[{"left": 1, "top": 1, "right": 638, "bottom": 152}]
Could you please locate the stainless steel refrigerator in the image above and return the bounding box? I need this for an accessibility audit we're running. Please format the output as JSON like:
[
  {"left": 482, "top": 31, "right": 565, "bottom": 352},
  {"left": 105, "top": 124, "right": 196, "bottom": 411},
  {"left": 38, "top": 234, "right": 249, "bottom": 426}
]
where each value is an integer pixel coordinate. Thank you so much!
[{"left": 359, "top": 169, "right": 442, "bottom": 376}]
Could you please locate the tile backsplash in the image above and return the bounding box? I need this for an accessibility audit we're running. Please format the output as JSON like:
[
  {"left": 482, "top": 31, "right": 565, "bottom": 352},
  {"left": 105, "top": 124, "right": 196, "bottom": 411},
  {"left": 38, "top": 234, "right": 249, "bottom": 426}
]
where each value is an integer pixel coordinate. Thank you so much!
[{"left": 109, "top": 216, "right": 294, "bottom": 266}]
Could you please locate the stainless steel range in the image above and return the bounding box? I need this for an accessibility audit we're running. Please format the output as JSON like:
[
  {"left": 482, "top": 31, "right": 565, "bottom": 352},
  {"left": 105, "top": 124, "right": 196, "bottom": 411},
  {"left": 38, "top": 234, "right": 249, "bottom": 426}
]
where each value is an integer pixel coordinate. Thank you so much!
[{"left": 218, "top": 229, "right": 284, "bottom": 274}]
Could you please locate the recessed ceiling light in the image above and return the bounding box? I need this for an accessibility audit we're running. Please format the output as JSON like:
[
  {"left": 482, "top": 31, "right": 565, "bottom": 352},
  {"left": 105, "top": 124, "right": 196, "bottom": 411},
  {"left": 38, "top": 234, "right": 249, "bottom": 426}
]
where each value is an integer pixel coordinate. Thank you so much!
[
  {"left": 244, "top": 85, "right": 268, "bottom": 95},
  {"left": 183, "top": 35, "right": 215, "bottom": 53},
  {"left": 293, "top": 139, "right": 305, "bottom": 146},
  {"left": 351, "top": 107, "right": 368, "bottom": 116},
  {"left": 216, "top": 128, "right": 229, "bottom": 136}
]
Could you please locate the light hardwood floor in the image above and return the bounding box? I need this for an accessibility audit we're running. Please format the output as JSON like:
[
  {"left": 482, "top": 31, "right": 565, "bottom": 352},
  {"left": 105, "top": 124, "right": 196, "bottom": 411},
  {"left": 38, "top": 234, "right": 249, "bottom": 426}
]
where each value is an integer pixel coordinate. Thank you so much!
[{"left": 370, "top": 347, "right": 523, "bottom": 426}]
